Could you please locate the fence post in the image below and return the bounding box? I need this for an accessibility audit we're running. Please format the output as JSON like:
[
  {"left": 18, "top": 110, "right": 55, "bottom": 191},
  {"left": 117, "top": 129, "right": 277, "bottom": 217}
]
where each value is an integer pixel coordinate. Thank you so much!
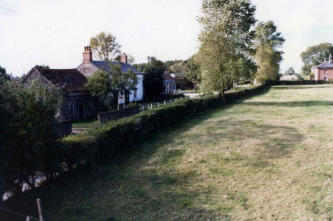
[
  {"left": 164, "top": 100, "right": 166, "bottom": 105},
  {"left": 36, "top": 198, "right": 44, "bottom": 221},
  {"left": 158, "top": 102, "right": 160, "bottom": 107},
  {"left": 26, "top": 217, "right": 31, "bottom": 221}
]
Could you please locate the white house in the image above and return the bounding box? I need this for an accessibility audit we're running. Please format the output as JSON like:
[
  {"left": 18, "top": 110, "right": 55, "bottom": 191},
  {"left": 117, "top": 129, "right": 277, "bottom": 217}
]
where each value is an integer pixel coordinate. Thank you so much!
[{"left": 77, "top": 46, "right": 144, "bottom": 102}]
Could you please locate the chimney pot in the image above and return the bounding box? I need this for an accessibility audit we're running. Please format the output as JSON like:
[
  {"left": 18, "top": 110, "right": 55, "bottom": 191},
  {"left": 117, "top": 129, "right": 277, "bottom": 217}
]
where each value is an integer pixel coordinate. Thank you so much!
[
  {"left": 83, "top": 46, "right": 92, "bottom": 64},
  {"left": 121, "top": 53, "right": 128, "bottom": 64}
]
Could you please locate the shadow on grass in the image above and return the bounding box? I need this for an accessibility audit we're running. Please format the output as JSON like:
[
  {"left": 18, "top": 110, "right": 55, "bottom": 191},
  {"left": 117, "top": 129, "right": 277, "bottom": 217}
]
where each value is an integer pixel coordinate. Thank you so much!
[{"left": 185, "top": 119, "right": 303, "bottom": 159}]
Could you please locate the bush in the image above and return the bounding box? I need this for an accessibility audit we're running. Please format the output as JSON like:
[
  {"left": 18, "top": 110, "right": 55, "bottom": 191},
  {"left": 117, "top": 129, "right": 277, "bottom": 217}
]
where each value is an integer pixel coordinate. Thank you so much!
[{"left": 0, "top": 81, "right": 62, "bottom": 195}]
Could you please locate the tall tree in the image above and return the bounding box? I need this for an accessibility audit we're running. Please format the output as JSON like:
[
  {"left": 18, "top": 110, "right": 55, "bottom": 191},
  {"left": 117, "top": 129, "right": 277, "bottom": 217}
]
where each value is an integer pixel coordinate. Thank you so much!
[
  {"left": 183, "top": 55, "right": 202, "bottom": 85},
  {"left": 90, "top": 32, "right": 121, "bottom": 61},
  {"left": 0, "top": 66, "right": 11, "bottom": 84},
  {"left": 300, "top": 43, "right": 333, "bottom": 75},
  {"left": 86, "top": 64, "right": 138, "bottom": 109},
  {"left": 198, "top": 0, "right": 256, "bottom": 93},
  {"left": 254, "top": 21, "right": 285, "bottom": 84},
  {"left": 142, "top": 57, "right": 166, "bottom": 100}
]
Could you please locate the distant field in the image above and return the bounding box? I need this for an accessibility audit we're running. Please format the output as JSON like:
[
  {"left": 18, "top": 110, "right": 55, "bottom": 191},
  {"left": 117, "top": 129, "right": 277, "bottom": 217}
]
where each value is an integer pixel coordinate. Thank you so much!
[{"left": 5, "top": 84, "right": 333, "bottom": 220}]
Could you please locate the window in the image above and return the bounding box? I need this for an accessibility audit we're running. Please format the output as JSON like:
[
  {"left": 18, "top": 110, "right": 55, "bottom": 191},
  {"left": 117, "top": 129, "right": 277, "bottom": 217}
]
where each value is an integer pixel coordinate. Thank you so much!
[{"left": 134, "top": 89, "right": 138, "bottom": 99}]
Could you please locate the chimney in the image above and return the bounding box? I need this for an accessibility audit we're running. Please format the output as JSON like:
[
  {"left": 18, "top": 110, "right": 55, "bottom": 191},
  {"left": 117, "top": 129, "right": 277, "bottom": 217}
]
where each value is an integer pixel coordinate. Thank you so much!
[
  {"left": 83, "top": 46, "right": 92, "bottom": 64},
  {"left": 121, "top": 53, "right": 128, "bottom": 64}
]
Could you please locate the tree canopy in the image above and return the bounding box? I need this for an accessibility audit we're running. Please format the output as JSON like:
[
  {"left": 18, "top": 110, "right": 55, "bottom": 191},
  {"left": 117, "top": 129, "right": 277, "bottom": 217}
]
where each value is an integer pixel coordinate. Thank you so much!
[
  {"left": 85, "top": 64, "right": 138, "bottom": 109},
  {"left": 254, "top": 21, "right": 285, "bottom": 84},
  {"left": 198, "top": 0, "right": 256, "bottom": 93},
  {"left": 300, "top": 43, "right": 333, "bottom": 75},
  {"left": 142, "top": 57, "right": 166, "bottom": 100},
  {"left": 90, "top": 32, "right": 122, "bottom": 61},
  {"left": 0, "top": 66, "right": 11, "bottom": 84}
]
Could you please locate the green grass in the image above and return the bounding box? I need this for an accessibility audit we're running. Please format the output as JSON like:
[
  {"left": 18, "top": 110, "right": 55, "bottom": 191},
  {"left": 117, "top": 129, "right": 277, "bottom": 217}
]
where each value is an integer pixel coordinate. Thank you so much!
[
  {"left": 72, "top": 119, "right": 98, "bottom": 128},
  {"left": 5, "top": 84, "right": 333, "bottom": 220}
]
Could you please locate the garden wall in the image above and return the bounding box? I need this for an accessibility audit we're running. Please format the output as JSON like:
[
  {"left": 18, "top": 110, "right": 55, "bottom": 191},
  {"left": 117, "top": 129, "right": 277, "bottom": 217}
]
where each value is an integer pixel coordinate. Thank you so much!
[{"left": 98, "top": 106, "right": 140, "bottom": 124}]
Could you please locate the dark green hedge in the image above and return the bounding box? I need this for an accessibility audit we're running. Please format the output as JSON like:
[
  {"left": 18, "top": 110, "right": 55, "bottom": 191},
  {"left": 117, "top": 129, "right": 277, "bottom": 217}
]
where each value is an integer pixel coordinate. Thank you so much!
[{"left": 58, "top": 85, "right": 267, "bottom": 171}]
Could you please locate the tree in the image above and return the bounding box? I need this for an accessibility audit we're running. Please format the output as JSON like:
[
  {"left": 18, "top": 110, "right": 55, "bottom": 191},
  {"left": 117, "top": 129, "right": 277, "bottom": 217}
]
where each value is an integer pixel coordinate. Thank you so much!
[
  {"left": 301, "top": 43, "right": 333, "bottom": 75},
  {"left": 142, "top": 57, "right": 166, "bottom": 100},
  {"left": 198, "top": 0, "right": 256, "bottom": 93},
  {"left": 0, "top": 66, "right": 11, "bottom": 84},
  {"left": 254, "top": 21, "right": 285, "bottom": 84},
  {"left": 90, "top": 32, "right": 121, "bottom": 61},
  {"left": 0, "top": 81, "right": 62, "bottom": 195},
  {"left": 183, "top": 55, "right": 202, "bottom": 85},
  {"left": 284, "top": 67, "right": 296, "bottom": 75},
  {"left": 86, "top": 64, "right": 138, "bottom": 109}
]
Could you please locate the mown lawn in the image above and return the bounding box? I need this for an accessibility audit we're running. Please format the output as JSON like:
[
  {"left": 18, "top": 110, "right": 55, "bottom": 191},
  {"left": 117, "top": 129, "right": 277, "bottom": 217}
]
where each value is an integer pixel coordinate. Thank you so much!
[{"left": 5, "top": 84, "right": 333, "bottom": 220}]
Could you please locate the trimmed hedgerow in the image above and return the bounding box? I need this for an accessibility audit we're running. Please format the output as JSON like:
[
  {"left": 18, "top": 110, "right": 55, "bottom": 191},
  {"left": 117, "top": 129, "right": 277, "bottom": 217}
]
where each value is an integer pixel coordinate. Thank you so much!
[{"left": 58, "top": 85, "right": 267, "bottom": 171}]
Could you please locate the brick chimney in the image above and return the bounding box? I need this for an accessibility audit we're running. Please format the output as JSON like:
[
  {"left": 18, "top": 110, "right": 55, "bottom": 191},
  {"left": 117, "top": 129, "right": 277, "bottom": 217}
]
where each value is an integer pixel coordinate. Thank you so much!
[
  {"left": 121, "top": 53, "right": 128, "bottom": 64},
  {"left": 83, "top": 46, "right": 92, "bottom": 64}
]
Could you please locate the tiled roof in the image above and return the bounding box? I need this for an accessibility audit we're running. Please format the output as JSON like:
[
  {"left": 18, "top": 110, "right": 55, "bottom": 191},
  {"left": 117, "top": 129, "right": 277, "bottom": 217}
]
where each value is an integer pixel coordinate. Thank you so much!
[
  {"left": 315, "top": 62, "right": 333, "bottom": 69},
  {"left": 91, "top": 61, "right": 142, "bottom": 75},
  {"left": 37, "top": 68, "right": 87, "bottom": 92}
]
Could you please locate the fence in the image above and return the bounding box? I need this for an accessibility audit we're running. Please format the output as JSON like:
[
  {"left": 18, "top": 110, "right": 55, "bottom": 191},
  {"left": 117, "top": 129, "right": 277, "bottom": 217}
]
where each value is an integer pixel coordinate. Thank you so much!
[
  {"left": 58, "top": 121, "right": 72, "bottom": 137},
  {"left": 140, "top": 98, "right": 187, "bottom": 111},
  {"left": 98, "top": 106, "right": 141, "bottom": 124}
]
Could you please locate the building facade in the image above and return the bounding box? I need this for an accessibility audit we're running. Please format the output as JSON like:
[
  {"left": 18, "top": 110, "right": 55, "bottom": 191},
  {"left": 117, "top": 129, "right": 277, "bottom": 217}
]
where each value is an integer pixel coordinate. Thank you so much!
[
  {"left": 312, "top": 55, "right": 333, "bottom": 81},
  {"left": 77, "top": 46, "right": 144, "bottom": 102},
  {"left": 23, "top": 67, "right": 97, "bottom": 121}
]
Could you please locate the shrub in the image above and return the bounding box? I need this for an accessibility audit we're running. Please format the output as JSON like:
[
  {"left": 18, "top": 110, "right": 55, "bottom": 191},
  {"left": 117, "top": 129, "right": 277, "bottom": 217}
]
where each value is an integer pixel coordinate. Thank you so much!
[{"left": 0, "top": 81, "right": 62, "bottom": 195}]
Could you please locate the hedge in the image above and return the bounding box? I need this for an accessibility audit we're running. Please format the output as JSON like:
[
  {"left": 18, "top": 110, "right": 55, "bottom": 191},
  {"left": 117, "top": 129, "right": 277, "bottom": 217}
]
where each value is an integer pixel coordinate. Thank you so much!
[{"left": 58, "top": 85, "right": 268, "bottom": 171}]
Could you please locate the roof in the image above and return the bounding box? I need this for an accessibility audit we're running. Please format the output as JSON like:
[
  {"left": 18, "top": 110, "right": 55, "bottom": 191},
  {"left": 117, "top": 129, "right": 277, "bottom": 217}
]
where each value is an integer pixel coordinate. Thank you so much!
[
  {"left": 314, "top": 62, "right": 333, "bottom": 69},
  {"left": 91, "top": 61, "right": 142, "bottom": 75},
  {"left": 36, "top": 68, "right": 87, "bottom": 92}
]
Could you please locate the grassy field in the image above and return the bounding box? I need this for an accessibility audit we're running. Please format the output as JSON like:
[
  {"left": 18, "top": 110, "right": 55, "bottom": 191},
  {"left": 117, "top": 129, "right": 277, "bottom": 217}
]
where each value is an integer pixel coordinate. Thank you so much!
[{"left": 5, "top": 84, "right": 333, "bottom": 220}]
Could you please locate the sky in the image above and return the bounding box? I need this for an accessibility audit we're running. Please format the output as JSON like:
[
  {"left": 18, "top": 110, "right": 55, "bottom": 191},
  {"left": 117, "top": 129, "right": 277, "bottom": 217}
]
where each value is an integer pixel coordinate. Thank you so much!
[{"left": 1, "top": 0, "right": 333, "bottom": 76}]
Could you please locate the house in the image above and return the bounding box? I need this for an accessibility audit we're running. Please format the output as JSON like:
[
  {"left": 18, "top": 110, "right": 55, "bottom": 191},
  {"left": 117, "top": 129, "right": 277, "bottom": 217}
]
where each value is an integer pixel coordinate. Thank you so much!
[
  {"left": 23, "top": 46, "right": 144, "bottom": 121},
  {"left": 77, "top": 46, "right": 144, "bottom": 102},
  {"left": 162, "top": 72, "right": 176, "bottom": 94},
  {"left": 23, "top": 67, "right": 97, "bottom": 121},
  {"left": 312, "top": 55, "right": 333, "bottom": 81},
  {"left": 280, "top": 74, "right": 299, "bottom": 81},
  {"left": 173, "top": 73, "right": 193, "bottom": 90}
]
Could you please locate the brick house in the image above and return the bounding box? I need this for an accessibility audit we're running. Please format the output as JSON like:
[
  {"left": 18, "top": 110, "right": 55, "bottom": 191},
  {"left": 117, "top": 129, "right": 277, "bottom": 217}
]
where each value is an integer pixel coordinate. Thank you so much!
[
  {"left": 312, "top": 55, "right": 333, "bottom": 81},
  {"left": 23, "top": 67, "right": 97, "bottom": 121},
  {"left": 23, "top": 46, "right": 144, "bottom": 121}
]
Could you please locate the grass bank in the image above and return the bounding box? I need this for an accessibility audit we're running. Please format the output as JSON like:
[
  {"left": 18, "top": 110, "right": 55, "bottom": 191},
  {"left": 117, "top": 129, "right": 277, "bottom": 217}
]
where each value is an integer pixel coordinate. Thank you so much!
[{"left": 4, "top": 85, "right": 333, "bottom": 220}]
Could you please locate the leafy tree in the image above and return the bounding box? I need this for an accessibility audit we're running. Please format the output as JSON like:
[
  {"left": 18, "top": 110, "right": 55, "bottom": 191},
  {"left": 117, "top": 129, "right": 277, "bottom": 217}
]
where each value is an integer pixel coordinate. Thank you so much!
[
  {"left": 198, "top": 0, "right": 256, "bottom": 94},
  {"left": 284, "top": 67, "right": 296, "bottom": 75},
  {"left": 0, "top": 81, "right": 62, "bottom": 194},
  {"left": 142, "top": 57, "right": 166, "bottom": 100},
  {"left": 183, "top": 55, "right": 202, "bottom": 85},
  {"left": 0, "top": 66, "right": 11, "bottom": 84},
  {"left": 90, "top": 32, "right": 121, "bottom": 61},
  {"left": 86, "top": 64, "right": 138, "bottom": 109},
  {"left": 301, "top": 43, "right": 333, "bottom": 75},
  {"left": 254, "top": 21, "right": 285, "bottom": 84}
]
